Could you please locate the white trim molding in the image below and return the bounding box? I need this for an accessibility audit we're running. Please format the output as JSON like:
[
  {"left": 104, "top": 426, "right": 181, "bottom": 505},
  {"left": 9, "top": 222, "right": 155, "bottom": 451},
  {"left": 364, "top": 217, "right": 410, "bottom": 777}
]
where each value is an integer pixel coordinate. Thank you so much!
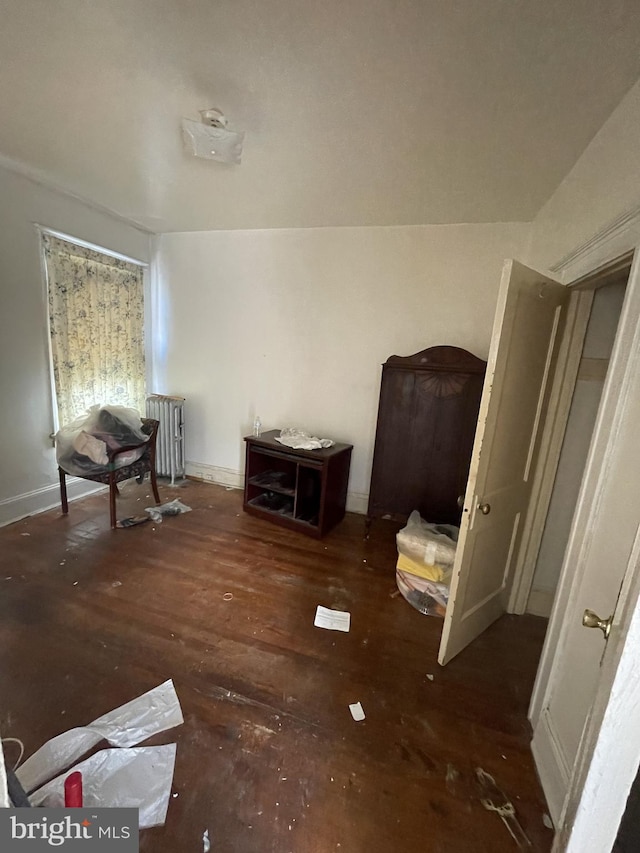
[
  {"left": 186, "top": 461, "right": 368, "bottom": 515},
  {"left": 550, "top": 204, "right": 640, "bottom": 283},
  {"left": 0, "top": 478, "right": 105, "bottom": 528},
  {"left": 35, "top": 224, "right": 149, "bottom": 267},
  {"left": 186, "top": 461, "right": 243, "bottom": 490}
]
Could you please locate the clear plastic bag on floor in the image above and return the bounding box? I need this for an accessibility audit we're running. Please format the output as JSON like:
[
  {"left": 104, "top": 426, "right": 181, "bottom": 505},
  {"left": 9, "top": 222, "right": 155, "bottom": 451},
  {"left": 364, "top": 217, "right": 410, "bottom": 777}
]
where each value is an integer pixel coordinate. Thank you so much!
[
  {"left": 144, "top": 499, "right": 192, "bottom": 523},
  {"left": 396, "top": 510, "right": 458, "bottom": 583},
  {"left": 396, "top": 568, "right": 449, "bottom": 618}
]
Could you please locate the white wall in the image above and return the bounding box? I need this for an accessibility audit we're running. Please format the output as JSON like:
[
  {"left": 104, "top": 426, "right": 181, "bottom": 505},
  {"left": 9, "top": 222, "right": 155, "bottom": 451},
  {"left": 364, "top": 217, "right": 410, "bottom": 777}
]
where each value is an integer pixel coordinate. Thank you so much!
[
  {"left": 153, "top": 223, "right": 528, "bottom": 509},
  {"left": 528, "top": 79, "right": 640, "bottom": 270},
  {"left": 0, "top": 164, "right": 150, "bottom": 525}
]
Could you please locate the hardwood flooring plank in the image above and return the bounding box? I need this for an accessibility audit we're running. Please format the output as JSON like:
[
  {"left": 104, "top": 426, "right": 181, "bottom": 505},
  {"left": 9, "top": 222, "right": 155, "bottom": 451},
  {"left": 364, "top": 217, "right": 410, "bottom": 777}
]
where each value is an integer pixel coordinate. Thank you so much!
[{"left": 0, "top": 480, "right": 553, "bottom": 851}]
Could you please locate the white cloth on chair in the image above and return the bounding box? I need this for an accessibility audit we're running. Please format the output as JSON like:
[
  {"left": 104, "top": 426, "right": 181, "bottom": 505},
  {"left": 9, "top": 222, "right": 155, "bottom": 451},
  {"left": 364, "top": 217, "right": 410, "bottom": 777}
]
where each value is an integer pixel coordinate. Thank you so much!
[{"left": 72, "top": 430, "right": 108, "bottom": 466}]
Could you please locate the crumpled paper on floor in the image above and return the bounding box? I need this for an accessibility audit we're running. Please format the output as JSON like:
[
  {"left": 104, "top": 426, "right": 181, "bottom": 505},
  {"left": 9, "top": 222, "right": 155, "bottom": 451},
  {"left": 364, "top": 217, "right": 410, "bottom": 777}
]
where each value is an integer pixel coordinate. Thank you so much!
[
  {"left": 29, "top": 745, "right": 177, "bottom": 828},
  {"left": 17, "top": 679, "right": 183, "bottom": 794}
]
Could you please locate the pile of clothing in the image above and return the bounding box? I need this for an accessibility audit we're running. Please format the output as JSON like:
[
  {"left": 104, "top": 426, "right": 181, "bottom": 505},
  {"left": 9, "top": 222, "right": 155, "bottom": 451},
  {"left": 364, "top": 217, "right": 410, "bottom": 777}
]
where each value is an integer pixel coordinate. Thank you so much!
[
  {"left": 395, "top": 511, "right": 458, "bottom": 618},
  {"left": 56, "top": 405, "right": 148, "bottom": 477}
]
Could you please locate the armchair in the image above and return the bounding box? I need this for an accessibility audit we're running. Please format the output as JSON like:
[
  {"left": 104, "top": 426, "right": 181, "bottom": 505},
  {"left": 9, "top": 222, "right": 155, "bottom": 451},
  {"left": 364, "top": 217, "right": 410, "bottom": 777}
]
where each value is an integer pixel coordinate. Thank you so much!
[{"left": 59, "top": 417, "right": 161, "bottom": 529}]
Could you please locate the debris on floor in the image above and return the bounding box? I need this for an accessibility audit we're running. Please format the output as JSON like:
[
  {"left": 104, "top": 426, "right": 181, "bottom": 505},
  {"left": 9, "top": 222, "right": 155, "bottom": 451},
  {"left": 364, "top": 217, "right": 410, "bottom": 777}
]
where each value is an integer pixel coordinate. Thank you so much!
[
  {"left": 349, "top": 702, "right": 365, "bottom": 722},
  {"left": 64, "top": 770, "right": 83, "bottom": 807},
  {"left": 476, "top": 767, "right": 532, "bottom": 848},
  {"left": 30, "top": 744, "right": 177, "bottom": 828},
  {"left": 17, "top": 679, "right": 183, "bottom": 794},
  {"left": 145, "top": 499, "right": 192, "bottom": 523},
  {"left": 203, "top": 828, "right": 211, "bottom": 852},
  {"left": 313, "top": 605, "right": 351, "bottom": 632},
  {"left": 116, "top": 515, "right": 151, "bottom": 528}
]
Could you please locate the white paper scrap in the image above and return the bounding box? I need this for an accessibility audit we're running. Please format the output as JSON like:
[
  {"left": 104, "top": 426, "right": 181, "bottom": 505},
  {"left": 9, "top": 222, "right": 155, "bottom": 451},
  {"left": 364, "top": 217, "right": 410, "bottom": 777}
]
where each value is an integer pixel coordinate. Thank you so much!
[
  {"left": 314, "top": 605, "right": 351, "bottom": 633},
  {"left": 17, "top": 679, "right": 183, "bottom": 794},
  {"left": 349, "top": 702, "right": 365, "bottom": 722},
  {"left": 29, "top": 744, "right": 177, "bottom": 828}
]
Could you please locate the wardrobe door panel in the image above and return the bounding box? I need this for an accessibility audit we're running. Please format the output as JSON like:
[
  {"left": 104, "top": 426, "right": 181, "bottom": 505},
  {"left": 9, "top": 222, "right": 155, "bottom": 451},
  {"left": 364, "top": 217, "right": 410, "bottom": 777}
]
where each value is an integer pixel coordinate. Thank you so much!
[{"left": 367, "top": 346, "right": 486, "bottom": 528}]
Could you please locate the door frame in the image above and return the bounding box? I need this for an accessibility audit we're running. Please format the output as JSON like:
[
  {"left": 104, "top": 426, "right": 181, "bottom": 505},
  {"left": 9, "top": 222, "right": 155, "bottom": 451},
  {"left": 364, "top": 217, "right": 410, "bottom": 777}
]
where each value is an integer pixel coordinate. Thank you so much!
[
  {"left": 509, "top": 256, "right": 634, "bottom": 617},
  {"left": 507, "top": 285, "right": 594, "bottom": 614},
  {"left": 523, "top": 205, "right": 640, "bottom": 849}
]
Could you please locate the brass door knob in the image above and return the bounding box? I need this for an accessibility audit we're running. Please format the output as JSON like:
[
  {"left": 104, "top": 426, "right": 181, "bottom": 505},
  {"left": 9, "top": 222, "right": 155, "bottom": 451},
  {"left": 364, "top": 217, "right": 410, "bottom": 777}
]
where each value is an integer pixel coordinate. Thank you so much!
[
  {"left": 582, "top": 609, "right": 613, "bottom": 639},
  {"left": 477, "top": 502, "right": 491, "bottom": 515}
]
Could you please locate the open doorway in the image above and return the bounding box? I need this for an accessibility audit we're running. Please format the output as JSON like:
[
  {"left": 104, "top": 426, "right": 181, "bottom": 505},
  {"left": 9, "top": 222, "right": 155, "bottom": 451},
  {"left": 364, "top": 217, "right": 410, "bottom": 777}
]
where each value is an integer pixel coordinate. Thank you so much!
[{"left": 526, "top": 272, "right": 629, "bottom": 617}]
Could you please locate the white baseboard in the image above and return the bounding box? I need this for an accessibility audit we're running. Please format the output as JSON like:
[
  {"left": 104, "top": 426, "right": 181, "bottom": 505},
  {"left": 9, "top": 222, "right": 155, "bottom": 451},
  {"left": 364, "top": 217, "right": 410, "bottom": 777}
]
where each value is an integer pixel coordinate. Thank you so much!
[
  {"left": 0, "top": 478, "right": 106, "bottom": 528},
  {"left": 186, "top": 461, "right": 369, "bottom": 515},
  {"left": 527, "top": 587, "right": 555, "bottom": 618},
  {"left": 186, "top": 461, "right": 243, "bottom": 489}
]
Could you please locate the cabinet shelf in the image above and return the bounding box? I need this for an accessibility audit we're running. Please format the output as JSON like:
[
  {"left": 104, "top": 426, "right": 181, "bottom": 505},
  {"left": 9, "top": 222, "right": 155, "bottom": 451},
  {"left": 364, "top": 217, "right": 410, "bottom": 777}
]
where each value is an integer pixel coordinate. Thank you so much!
[
  {"left": 243, "top": 430, "right": 353, "bottom": 538},
  {"left": 247, "top": 470, "right": 296, "bottom": 496},
  {"left": 247, "top": 493, "right": 294, "bottom": 517}
]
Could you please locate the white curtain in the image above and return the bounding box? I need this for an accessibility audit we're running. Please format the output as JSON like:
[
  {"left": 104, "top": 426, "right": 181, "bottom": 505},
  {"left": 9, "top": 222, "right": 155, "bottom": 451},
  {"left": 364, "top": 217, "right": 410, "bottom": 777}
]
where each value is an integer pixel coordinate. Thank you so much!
[{"left": 43, "top": 234, "right": 146, "bottom": 427}]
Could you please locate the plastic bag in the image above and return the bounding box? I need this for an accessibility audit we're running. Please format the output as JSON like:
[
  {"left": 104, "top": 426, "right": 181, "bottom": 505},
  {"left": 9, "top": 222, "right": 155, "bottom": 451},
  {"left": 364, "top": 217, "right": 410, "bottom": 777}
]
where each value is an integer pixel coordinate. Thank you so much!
[
  {"left": 396, "top": 510, "right": 458, "bottom": 583},
  {"left": 144, "top": 499, "right": 192, "bottom": 523},
  {"left": 395, "top": 511, "right": 459, "bottom": 618},
  {"left": 17, "top": 680, "right": 183, "bottom": 794},
  {"left": 396, "top": 569, "right": 449, "bottom": 618},
  {"left": 275, "top": 428, "right": 335, "bottom": 451},
  {"left": 29, "top": 745, "right": 177, "bottom": 828},
  {"left": 56, "top": 405, "right": 148, "bottom": 477}
]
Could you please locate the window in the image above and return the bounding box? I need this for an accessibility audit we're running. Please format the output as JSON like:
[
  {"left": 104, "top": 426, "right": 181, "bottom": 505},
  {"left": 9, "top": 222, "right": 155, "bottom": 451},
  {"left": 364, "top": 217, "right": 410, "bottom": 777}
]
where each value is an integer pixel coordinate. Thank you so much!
[{"left": 42, "top": 232, "right": 146, "bottom": 427}]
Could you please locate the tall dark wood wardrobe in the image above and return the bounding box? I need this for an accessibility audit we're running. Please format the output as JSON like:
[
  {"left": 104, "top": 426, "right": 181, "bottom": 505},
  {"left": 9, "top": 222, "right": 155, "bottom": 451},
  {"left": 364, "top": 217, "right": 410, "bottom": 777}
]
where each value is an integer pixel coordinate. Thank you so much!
[{"left": 366, "top": 346, "right": 486, "bottom": 532}]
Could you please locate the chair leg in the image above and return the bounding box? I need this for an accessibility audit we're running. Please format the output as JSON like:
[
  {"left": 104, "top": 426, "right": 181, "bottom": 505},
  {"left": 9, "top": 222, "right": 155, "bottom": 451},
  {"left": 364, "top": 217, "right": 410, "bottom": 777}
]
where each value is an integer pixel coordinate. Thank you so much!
[
  {"left": 59, "top": 468, "right": 69, "bottom": 515},
  {"left": 109, "top": 473, "right": 117, "bottom": 529},
  {"left": 150, "top": 468, "right": 161, "bottom": 506}
]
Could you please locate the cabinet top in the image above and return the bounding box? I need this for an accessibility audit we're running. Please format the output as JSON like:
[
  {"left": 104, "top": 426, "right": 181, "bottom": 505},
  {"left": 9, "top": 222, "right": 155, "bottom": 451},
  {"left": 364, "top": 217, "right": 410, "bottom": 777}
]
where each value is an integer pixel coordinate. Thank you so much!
[
  {"left": 383, "top": 345, "right": 486, "bottom": 374},
  {"left": 244, "top": 429, "right": 353, "bottom": 458}
]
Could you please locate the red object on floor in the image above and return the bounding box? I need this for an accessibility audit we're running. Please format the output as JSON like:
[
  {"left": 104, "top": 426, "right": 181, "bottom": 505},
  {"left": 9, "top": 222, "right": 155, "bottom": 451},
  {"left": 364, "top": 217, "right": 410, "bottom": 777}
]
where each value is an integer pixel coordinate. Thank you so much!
[{"left": 64, "top": 771, "right": 83, "bottom": 808}]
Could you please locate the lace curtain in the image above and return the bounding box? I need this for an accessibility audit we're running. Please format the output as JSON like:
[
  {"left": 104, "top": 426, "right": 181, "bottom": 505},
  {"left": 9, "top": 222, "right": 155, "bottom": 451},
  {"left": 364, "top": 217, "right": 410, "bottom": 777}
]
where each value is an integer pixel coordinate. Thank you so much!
[{"left": 43, "top": 234, "right": 146, "bottom": 427}]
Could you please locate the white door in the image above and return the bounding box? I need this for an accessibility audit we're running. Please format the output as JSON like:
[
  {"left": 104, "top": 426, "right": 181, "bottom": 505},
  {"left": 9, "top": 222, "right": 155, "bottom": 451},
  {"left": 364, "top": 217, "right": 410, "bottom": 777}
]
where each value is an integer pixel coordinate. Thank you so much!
[
  {"left": 439, "top": 260, "right": 569, "bottom": 665},
  {"left": 530, "top": 252, "right": 640, "bottom": 833}
]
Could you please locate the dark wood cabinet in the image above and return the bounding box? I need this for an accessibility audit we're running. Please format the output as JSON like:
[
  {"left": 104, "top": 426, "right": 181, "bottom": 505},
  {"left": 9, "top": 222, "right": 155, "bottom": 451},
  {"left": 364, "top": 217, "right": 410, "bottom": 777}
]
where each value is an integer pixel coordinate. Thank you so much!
[
  {"left": 243, "top": 430, "right": 353, "bottom": 538},
  {"left": 366, "top": 346, "right": 486, "bottom": 531}
]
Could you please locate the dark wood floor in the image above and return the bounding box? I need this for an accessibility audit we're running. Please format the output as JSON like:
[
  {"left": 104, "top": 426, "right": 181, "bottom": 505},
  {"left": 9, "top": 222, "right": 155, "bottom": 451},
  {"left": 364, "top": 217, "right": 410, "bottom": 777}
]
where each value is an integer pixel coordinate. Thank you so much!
[{"left": 0, "top": 480, "right": 553, "bottom": 852}]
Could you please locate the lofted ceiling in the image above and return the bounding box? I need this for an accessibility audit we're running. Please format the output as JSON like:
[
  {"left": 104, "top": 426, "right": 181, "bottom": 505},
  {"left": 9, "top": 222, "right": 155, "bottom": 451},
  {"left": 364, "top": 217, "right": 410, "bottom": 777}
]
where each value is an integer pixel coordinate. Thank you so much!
[{"left": 1, "top": 0, "right": 640, "bottom": 232}]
